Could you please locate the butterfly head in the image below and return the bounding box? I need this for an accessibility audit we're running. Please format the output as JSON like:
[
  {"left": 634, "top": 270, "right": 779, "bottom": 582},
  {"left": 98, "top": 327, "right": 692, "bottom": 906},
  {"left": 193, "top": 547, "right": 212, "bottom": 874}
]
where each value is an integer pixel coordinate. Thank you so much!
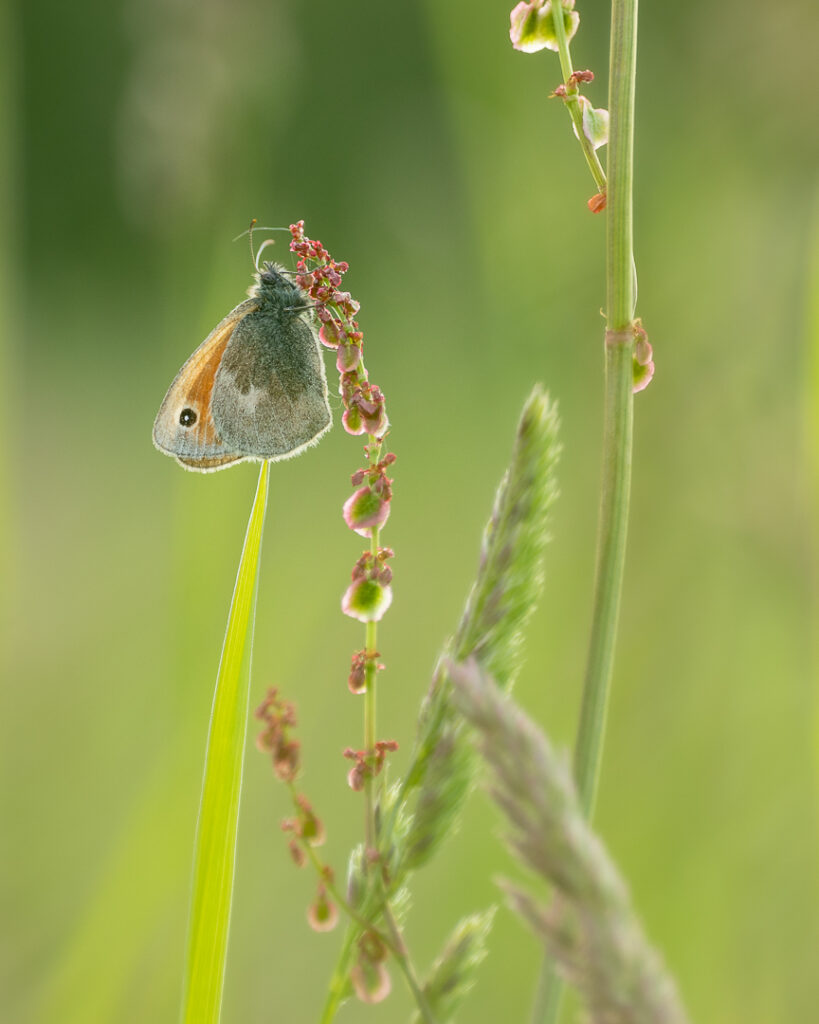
[{"left": 248, "top": 261, "right": 308, "bottom": 314}]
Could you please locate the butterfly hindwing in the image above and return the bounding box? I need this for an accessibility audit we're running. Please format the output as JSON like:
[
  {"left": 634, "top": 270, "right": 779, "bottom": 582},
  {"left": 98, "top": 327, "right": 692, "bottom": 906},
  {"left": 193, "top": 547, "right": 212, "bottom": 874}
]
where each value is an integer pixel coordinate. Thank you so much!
[{"left": 212, "top": 308, "right": 331, "bottom": 461}]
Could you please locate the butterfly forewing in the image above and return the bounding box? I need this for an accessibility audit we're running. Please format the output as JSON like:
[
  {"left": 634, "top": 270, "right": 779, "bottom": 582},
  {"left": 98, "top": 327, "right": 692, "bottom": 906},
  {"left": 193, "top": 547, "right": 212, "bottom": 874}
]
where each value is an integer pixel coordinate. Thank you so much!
[{"left": 152, "top": 300, "right": 258, "bottom": 469}]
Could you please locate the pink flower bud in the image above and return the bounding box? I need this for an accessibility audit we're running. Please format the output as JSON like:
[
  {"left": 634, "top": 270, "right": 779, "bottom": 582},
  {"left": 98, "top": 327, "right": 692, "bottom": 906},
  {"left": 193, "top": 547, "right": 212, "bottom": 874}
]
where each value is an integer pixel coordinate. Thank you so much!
[
  {"left": 361, "top": 405, "right": 388, "bottom": 436},
  {"left": 632, "top": 355, "right": 655, "bottom": 393},
  {"left": 273, "top": 740, "right": 300, "bottom": 782},
  {"left": 350, "top": 959, "right": 391, "bottom": 1004},
  {"left": 298, "top": 798, "right": 326, "bottom": 847},
  {"left": 335, "top": 292, "right": 360, "bottom": 316},
  {"left": 307, "top": 886, "right": 339, "bottom": 933},
  {"left": 355, "top": 387, "right": 389, "bottom": 435},
  {"left": 336, "top": 341, "right": 362, "bottom": 373},
  {"left": 343, "top": 405, "right": 365, "bottom": 435},
  {"left": 342, "top": 578, "right": 393, "bottom": 623},
  {"left": 347, "top": 763, "right": 366, "bottom": 791},
  {"left": 348, "top": 651, "right": 367, "bottom": 694},
  {"left": 343, "top": 486, "right": 391, "bottom": 538},
  {"left": 339, "top": 371, "right": 358, "bottom": 403},
  {"left": 319, "top": 320, "right": 343, "bottom": 348},
  {"left": 510, "top": 0, "right": 579, "bottom": 54}
]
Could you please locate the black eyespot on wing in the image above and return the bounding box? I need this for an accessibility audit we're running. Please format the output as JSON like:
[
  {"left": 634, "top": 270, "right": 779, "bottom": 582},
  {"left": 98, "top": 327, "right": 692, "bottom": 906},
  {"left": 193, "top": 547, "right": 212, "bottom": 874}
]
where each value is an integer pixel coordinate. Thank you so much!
[{"left": 179, "top": 408, "right": 197, "bottom": 427}]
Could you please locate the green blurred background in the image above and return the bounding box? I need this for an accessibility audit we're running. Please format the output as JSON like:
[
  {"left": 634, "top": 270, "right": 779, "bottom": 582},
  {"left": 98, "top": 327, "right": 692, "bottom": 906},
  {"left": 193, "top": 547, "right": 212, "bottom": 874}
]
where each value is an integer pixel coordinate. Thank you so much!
[{"left": 1, "top": 0, "right": 817, "bottom": 1021}]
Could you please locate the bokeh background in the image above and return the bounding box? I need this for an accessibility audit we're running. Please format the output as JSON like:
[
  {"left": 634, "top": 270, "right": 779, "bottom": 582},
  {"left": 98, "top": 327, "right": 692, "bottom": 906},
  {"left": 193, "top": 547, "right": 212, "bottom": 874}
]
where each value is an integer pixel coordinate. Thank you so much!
[{"left": 1, "top": 0, "right": 817, "bottom": 1021}]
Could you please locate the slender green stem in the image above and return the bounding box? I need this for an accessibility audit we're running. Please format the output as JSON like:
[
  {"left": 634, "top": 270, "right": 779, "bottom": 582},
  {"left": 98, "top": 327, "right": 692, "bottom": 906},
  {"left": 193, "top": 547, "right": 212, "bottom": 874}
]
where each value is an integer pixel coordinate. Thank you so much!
[
  {"left": 531, "top": 965, "right": 563, "bottom": 1024},
  {"left": 550, "top": 2, "right": 607, "bottom": 193},
  {"left": 363, "top": 505, "right": 380, "bottom": 849},
  {"left": 285, "top": 783, "right": 398, "bottom": 954},
  {"left": 320, "top": 925, "right": 357, "bottom": 1024},
  {"left": 534, "top": 2, "right": 638, "bottom": 1022},
  {"left": 381, "top": 903, "right": 438, "bottom": 1024},
  {"left": 550, "top": 6, "right": 574, "bottom": 82},
  {"left": 319, "top": 909, "right": 436, "bottom": 1024}
]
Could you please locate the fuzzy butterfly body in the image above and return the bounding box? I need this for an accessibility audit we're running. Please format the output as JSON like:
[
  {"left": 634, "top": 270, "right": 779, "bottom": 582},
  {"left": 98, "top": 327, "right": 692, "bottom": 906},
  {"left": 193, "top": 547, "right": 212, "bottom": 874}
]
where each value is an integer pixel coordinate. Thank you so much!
[{"left": 153, "top": 262, "right": 332, "bottom": 472}]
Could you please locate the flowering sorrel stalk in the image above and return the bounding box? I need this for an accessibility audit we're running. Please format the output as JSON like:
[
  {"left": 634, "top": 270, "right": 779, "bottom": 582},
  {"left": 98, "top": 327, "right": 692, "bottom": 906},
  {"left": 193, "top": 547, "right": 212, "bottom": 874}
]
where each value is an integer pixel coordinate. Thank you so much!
[
  {"left": 255, "top": 688, "right": 407, "bottom": 957},
  {"left": 510, "top": 0, "right": 607, "bottom": 204},
  {"left": 288, "top": 222, "right": 395, "bottom": 851},
  {"left": 287, "top": 224, "right": 436, "bottom": 1017}
]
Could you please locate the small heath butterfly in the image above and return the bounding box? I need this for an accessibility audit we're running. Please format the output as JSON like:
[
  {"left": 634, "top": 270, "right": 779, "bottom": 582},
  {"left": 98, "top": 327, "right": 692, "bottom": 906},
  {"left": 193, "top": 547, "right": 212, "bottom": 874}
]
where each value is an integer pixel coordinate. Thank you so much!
[{"left": 153, "top": 260, "right": 331, "bottom": 471}]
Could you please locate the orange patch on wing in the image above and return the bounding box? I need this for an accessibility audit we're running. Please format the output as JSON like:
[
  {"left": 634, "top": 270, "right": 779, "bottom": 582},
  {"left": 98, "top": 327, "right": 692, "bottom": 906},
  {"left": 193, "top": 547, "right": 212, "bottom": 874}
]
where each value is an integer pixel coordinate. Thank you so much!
[{"left": 174, "top": 307, "right": 253, "bottom": 451}]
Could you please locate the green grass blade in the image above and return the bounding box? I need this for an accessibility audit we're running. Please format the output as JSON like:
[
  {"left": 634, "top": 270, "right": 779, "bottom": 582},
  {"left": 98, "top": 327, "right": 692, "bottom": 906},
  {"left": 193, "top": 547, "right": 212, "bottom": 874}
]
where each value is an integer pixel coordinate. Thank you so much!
[
  {"left": 809, "top": 197, "right": 819, "bottom": 804},
  {"left": 181, "top": 461, "right": 270, "bottom": 1024}
]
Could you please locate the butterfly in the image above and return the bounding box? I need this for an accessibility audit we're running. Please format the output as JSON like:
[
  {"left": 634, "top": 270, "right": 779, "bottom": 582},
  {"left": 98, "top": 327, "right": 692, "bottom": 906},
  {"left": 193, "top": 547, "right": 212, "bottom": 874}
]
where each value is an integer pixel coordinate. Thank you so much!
[{"left": 153, "top": 261, "right": 331, "bottom": 471}]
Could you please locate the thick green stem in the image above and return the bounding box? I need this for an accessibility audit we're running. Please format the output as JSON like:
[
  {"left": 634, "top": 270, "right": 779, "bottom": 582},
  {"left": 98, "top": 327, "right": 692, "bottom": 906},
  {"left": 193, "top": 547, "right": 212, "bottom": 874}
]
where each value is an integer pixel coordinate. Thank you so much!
[
  {"left": 534, "top": 1, "right": 638, "bottom": 1022},
  {"left": 576, "top": 0, "right": 638, "bottom": 817},
  {"left": 573, "top": 337, "right": 633, "bottom": 813}
]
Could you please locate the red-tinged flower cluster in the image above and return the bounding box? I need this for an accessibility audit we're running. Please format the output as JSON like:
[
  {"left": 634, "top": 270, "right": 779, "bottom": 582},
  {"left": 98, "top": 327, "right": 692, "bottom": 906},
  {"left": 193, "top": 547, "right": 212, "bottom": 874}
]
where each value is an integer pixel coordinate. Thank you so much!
[
  {"left": 288, "top": 221, "right": 395, "bottom": 631},
  {"left": 289, "top": 221, "right": 390, "bottom": 441},
  {"left": 343, "top": 739, "right": 399, "bottom": 792},
  {"left": 256, "top": 689, "right": 339, "bottom": 907},
  {"left": 255, "top": 687, "right": 300, "bottom": 781},
  {"left": 281, "top": 793, "right": 326, "bottom": 848},
  {"left": 342, "top": 548, "right": 394, "bottom": 624},
  {"left": 343, "top": 453, "right": 395, "bottom": 537},
  {"left": 340, "top": 376, "right": 388, "bottom": 437},
  {"left": 283, "top": 224, "right": 400, "bottom": 955},
  {"left": 289, "top": 223, "right": 356, "bottom": 313},
  {"left": 348, "top": 649, "right": 384, "bottom": 695},
  {"left": 553, "top": 70, "right": 595, "bottom": 100}
]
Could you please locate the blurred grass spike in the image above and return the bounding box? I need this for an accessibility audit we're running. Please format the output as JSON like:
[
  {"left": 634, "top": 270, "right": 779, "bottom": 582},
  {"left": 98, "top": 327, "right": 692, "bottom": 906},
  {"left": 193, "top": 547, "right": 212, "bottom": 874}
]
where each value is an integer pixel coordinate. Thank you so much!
[
  {"left": 325, "top": 387, "right": 560, "bottom": 1021},
  {"left": 411, "top": 908, "right": 497, "bottom": 1024},
  {"left": 181, "top": 461, "right": 270, "bottom": 1024},
  {"left": 383, "top": 385, "right": 561, "bottom": 877},
  {"left": 449, "top": 658, "right": 690, "bottom": 1024}
]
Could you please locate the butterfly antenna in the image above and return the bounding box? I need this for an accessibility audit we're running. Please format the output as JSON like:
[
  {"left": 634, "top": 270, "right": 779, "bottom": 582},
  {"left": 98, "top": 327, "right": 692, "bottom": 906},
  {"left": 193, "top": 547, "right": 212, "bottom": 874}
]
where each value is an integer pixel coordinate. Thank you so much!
[
  {"left": 231, "top": 223, "right": 296, "bottom": 271},
  {"left": 232, "top": 224, "right": 290, "bottom": 242},
  {"left": 254, "top": 237, "right": 280, "bottom": 271},
  {"left": 246, "top": 218, "right": 258, "bottom": 268}
]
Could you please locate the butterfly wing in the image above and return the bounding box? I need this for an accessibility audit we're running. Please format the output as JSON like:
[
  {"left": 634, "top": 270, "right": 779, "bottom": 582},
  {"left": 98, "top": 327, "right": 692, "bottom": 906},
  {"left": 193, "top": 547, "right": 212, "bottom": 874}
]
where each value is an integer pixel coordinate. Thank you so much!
[
  {"left": 152, "top": 299, "right": 258, "bottom": 472},
  {"left": 211, "top": 310, "right": 332, "bottom": 461}
]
